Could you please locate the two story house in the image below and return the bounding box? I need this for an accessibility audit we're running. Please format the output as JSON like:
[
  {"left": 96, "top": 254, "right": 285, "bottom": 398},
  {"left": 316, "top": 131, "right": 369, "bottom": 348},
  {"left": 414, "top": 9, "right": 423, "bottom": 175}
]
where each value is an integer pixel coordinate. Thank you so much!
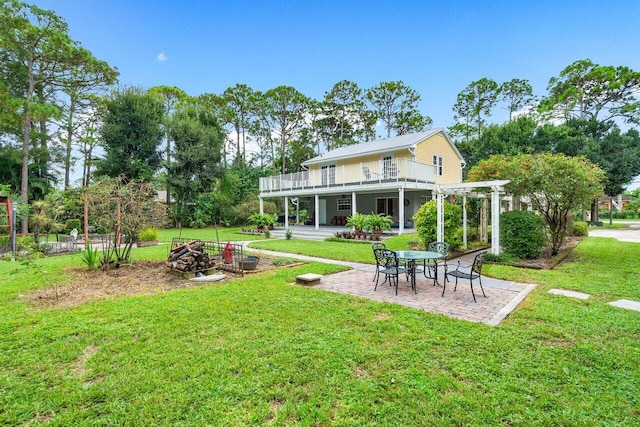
[{"left": 258, "top": 129, "right": 465, "bottom": 234}]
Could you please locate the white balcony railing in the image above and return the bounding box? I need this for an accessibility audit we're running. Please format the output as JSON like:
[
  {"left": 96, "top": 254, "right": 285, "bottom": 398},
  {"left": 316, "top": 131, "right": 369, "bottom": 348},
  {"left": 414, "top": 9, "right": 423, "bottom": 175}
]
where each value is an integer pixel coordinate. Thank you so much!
[{"left": 260, "top": 158, "right": 437, "bottom": 192}]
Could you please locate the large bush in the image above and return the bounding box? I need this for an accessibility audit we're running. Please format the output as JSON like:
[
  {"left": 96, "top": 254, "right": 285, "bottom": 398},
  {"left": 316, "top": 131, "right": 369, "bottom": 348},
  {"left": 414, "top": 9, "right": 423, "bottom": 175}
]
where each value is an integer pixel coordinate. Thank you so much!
[
  {"left": 413, "top": 200, "right": 462, "bottom": 249},
  {"left": 235, "top": 200, "right": 277, "bottom": 225},
  {"left": 500, "top": 210, "right": 546, "bottom": 259}
]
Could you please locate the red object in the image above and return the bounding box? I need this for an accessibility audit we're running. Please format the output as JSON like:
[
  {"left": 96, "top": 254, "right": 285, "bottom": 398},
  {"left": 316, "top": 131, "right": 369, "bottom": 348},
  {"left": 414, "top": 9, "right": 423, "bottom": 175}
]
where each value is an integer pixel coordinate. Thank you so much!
[{"left": 224, "top": 241, "right": 234, "bottom": 263}]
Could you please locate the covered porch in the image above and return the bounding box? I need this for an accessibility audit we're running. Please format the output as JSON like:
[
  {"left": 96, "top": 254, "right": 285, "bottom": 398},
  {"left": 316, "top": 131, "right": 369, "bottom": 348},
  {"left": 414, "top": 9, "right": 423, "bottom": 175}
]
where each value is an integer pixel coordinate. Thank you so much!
[{"left": 259, "top": 180, "right": 511, "bottom": 255}]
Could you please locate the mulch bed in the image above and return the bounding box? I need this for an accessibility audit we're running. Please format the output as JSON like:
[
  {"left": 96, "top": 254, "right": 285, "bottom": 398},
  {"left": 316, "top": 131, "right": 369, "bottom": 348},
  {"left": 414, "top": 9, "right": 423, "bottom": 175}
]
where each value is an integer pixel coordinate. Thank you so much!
[{"left": 27, "top": 256, "right": 300, "bottom": 310}]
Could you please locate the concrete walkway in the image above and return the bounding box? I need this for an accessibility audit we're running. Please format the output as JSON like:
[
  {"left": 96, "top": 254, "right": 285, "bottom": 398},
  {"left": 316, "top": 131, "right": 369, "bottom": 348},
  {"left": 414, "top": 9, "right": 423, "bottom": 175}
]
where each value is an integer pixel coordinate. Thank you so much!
[
  {"left": 248, "top": 245, "right": 536, "bottom": 326},
  {"left": 589, "top": 221, "right": 640, "bottom": 243}
]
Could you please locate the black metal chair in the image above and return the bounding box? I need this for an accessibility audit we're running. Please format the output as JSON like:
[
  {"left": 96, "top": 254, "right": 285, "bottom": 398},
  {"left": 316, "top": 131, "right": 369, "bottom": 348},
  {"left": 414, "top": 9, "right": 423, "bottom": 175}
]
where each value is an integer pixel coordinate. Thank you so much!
[
  {"left": 445, "top": 251, "right": 487, "bottom": 302},
  {"left": 424, "top": 241, "right": 450, "bottom": 283},
  {"left": 371, "top": 242, "right": 386, "bottom": 284},
  {"left": 374, "top": 249, "right": 407, "bottom": 295}
]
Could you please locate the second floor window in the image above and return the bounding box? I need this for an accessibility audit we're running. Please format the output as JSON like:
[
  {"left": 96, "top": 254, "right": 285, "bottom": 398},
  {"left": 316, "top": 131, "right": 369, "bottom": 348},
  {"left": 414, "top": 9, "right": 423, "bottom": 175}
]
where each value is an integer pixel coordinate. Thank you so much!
[
  {"left": 321, "top": 164, "right": 336, "bottom": 185},
  {"left": 433, "top": 155, "right": 443, "bottom": 176}
]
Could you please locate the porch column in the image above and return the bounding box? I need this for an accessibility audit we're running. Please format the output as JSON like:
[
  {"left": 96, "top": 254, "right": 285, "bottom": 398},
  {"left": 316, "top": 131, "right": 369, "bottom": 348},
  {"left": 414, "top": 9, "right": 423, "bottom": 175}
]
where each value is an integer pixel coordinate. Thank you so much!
[
  {"left": 259, "top": 197, "right": 264, "bottom": 214},
  {"left": 352, "top": 192, "right": 357, "bottom": 216},
  {"left": 284, "top": 196, "right": 289, "bottom": 230},
  {"left": 491, "top": 188, "right": 500, "bottom": 255},
  {"left": 398, "top": 187, "right": 405, "bottom": 234},
  {"left": 314, "top": 194, "right": 320, "bottom": 230},
  {"left": 462, "top": 194, "right": 468, "bottom": 249},
  {"left": 436, "top": 191, "right": 444, "bottom": 242}
]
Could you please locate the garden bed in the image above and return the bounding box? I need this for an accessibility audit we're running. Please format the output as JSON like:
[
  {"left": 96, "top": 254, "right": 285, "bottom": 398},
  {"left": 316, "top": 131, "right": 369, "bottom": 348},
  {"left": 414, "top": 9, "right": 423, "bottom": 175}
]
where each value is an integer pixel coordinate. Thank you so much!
[{"left": 27, "top": 256, "right": 304, "bottom": 309}]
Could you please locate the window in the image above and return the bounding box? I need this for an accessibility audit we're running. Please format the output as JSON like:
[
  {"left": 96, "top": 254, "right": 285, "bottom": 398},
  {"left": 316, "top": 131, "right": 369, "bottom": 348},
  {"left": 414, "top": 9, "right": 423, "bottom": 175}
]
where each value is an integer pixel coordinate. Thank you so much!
[
  {"left": 321, "top": 164, "right": 336, "bottom": 185},
  {"left": 337, "top": 197, "right": 351, "bottom": 211},
  {"left": 433, "top": 155, "right": 443, "bottom": 176}
]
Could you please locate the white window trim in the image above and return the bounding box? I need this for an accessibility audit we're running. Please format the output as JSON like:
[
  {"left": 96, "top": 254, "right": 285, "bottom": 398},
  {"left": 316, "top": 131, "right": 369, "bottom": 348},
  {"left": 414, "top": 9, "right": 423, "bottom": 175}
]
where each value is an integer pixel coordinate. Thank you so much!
[
  {"left": 433, "top": 155, "right": 443, "bottom": 176},
  {"left": 337, "top": 197, "right": 351, "bottom": 211}
]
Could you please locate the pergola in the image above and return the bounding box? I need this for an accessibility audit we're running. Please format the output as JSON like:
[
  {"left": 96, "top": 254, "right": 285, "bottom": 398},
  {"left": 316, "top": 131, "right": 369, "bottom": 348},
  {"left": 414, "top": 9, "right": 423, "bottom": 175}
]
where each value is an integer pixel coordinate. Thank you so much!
[{"left": 435, "top": 180, "right": 511, "bottom": 255}]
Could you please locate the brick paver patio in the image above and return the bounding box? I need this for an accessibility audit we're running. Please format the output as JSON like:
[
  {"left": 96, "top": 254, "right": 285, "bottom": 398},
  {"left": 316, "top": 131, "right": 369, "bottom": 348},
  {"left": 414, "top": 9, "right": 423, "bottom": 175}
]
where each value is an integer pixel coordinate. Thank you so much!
[{"left": 314, "top": 264, "right": 536, "bottom": 326}]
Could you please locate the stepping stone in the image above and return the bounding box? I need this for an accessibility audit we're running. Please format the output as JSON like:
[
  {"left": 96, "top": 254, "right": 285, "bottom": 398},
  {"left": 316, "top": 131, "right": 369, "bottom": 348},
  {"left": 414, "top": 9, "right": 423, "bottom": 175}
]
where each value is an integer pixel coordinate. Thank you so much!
[
  {"left": 548, "top": 289, "right": 590, "bottom": 300},
  {"left": 609, "top": 300, "right": 640, "bottom": 312},
  {"left": 190, "top": 273, "right": 226, "bottom": 282},
  {"left": 296, "top": 273, "right": 322, "bottom": 285}
]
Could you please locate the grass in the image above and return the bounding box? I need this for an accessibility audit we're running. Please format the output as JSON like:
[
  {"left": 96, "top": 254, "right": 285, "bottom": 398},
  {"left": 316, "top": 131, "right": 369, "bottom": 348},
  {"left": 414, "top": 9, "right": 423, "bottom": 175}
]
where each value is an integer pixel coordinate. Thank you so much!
[
  {"left": 248, "top": 233, "right": 418, "bottom": 264},
  {"left": 1, "top": 235, "right": 639, "bottom": 425},
  {"left": 157, "top": 226, "right": 266, "bottom": 243}
]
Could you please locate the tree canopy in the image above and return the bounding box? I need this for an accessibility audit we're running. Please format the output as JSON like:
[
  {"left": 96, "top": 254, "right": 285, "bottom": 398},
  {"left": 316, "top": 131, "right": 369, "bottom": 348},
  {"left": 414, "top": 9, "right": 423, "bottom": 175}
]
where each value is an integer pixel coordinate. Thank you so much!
[{"left": 468, "top": 153, "right": 606, "bottom": 255}]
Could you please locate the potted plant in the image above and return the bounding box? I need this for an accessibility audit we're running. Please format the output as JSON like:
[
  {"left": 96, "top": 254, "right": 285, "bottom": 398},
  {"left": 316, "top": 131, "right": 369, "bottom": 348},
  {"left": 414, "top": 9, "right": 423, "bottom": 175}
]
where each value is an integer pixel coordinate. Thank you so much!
[
  {"left": 298, "top": 209, "right": 309, "bottom": 225},
  {"left": 136, "top": 227, "right": 159, "bottom": 247},
  {"left": 346, "top": 212, "right": 367, "bottom": 236},
  {"left": 364, "top": 213, "right": 393, "bottom": 235},
  {"left": 248, "top": 213, "right": 278, "bottom": 231}
]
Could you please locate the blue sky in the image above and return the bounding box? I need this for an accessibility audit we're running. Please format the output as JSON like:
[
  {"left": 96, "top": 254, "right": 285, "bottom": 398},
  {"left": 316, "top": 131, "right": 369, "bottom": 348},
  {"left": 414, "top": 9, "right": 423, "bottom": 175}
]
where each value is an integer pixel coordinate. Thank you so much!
[{"left": 31, "top": 0, "right": 640, "bottom": 129}]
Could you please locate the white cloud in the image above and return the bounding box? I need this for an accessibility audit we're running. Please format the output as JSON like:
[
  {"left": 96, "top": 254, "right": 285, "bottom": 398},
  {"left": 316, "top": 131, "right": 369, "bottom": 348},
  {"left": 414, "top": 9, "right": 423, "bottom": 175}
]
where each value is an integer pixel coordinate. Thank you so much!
[{"left": 156, "top": 51, "right": 168, "bottom": 62}]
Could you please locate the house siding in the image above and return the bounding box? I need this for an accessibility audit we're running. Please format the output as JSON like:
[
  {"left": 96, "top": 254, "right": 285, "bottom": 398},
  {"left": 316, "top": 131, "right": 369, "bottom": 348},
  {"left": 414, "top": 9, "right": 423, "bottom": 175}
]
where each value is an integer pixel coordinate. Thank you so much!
[{"left": 414, "top": 133, "right": 463, "bottom": 184}]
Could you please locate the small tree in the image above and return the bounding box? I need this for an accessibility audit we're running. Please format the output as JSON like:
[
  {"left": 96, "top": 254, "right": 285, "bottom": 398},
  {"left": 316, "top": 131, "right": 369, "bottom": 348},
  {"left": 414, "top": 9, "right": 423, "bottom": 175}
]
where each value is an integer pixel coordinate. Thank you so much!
[
  {"left": 412, "top": 200, "right": 462, "bottom": 249},
  {"left": 86, "top": 177, "right": 165, "bottom": 266},
  {"left": 469, "top": 153, "right": 605, "bottom": 255}
]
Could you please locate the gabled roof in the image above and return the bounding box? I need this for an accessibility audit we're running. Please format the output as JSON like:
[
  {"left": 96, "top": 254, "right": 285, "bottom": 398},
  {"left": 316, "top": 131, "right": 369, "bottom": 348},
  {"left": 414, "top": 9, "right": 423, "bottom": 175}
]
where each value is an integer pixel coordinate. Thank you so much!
[{"left": 302, "top": 128, "right": 464, "bottom": 166}]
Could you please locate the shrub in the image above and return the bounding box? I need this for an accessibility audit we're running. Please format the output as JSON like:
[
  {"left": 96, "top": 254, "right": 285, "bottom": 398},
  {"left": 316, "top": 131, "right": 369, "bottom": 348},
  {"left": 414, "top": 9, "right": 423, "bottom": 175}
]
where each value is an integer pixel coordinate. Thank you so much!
[
  {"left": 138, "top": 227, "right": 159, "bottom": 242},
  {"left": 346, "top": 212, "right": 367, "bottom": 231},
  {"left": 80, "top": 243, "right": 101, "bottom": 270},
  {"left": 500, "top": 210, "right": 546, "bottom": 259},
  {"left": 413, "top": 200, "right": 462, "bottom": 249},
  {"left": 364, "top": 213, "right": 393, "bottom": 232},
  {"left": 572, "top": 221, "right": 589, "bottom": 237},
  {"left": 285, "top": 229, "right": 293, "bottom": 240},
  {"left": 236, "top": 200, "right": 277, "bottom": 225}
]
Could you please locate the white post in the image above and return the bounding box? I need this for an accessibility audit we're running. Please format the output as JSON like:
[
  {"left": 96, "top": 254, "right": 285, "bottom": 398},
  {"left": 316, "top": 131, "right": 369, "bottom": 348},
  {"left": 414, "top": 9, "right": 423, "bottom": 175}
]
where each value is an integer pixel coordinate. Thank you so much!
[
  {"left": 398, "top": 187, "right": 405, "bottom": 235},
  {"left": 314, "top": 194, "right": 320, "bottom": 230},
  {"left": 259, "top": 197, "right": 264, "bottom": 214},
  {"left": 463, "top": 194, "right": 468, "bottom": 249},
  {"left": 436, "top": 192, "right": 444, "bottom": 242},
  {"left": 352, "top": 191, "right": 357, "bottom": 215},
  {"left": 284, "top": 196, "right": 289, "bottom": 230},
  {"left": 491, "top": 189, "right": 500, "bottom": 255}
]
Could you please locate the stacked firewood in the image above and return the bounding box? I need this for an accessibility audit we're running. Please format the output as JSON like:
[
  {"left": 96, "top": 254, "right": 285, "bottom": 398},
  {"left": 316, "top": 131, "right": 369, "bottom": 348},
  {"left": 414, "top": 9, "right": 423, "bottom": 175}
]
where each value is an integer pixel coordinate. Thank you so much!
[{"left": 167, "top": 241, "right": 215, "bottom": 272}]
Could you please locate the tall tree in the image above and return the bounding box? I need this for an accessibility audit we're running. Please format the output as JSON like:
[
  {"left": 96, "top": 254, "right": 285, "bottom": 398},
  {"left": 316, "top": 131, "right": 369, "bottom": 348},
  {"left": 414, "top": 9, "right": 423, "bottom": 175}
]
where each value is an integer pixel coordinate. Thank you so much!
[
  {"left": 540, "top": 59, "right": 640, "bottom": 124},
  {"left": 499, "top": 78, "right": 535, "bottom": 121},
  {"left": 451, "top": 78, "right": 500, "bottom": 142},
  {"left": 366, "top": 81, "right": 430, "bottom": 138},
  {"left": 0, "top": 0, "right": 117, "bottom": 232},
  {"left": 220, "top": 83, "right": 256, "bottom": 164},
  {"left": 169, "top": 102, "right": 224, "bottom": 226},
  {"left": 148, "top": 85, "right": 188, "bottom": 203},
  {"left": 97, "top": 87, "right": 165, "bottom": 182},
  {"left": 58, "top": 66, "right": 119, "bottom": 189},
  {"left": 263, "top": 86, "right": 310, "bottom": 175},
  {"left": 318, "top": 80, "right": 367, "bottom": 149}
]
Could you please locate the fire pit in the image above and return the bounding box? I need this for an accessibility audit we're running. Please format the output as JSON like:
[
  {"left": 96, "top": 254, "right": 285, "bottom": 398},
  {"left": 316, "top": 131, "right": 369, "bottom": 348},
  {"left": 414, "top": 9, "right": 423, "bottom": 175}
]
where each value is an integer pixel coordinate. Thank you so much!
[{"left": 239, "top": 255, "right": 259, "bottom": 271}]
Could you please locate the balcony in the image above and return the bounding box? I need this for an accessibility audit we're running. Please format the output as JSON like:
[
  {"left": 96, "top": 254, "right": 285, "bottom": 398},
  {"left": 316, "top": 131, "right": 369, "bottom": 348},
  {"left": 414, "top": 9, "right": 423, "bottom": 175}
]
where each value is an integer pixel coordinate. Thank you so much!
[{"left": 259, "top": 158, "right": 437, "bottom": 193}]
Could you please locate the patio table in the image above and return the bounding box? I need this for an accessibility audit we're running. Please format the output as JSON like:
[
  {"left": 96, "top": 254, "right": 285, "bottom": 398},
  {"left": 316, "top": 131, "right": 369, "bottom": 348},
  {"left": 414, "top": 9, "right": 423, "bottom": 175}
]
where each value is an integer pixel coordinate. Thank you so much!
[{"left": 393, "top": 250, "right": 444, "bottom": 292}]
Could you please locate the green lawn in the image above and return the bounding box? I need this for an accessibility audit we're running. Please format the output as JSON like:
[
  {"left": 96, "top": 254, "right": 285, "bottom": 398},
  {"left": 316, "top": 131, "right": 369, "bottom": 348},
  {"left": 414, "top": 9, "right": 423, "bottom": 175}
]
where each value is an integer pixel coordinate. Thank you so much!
[
  {"left": 1, "top": 235, "right": 639, "bottom": 425},
  {"left": 157, "top": 226, "right": 266, "bottom": 243}
]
